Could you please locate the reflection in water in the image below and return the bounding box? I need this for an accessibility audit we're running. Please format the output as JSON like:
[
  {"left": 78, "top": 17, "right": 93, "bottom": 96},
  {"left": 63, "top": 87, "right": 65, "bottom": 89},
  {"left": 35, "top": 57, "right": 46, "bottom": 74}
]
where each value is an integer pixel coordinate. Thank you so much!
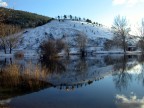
[
  {"left": 0, "top": 99, "right": 11, "bottom": 108},
  {"left": 138, "top": 54, "right": 144, "bottom": 63},
  {"left": 116, "top": 93, "right": 144, "bottom": 108},
  {"left": 113, "top": 55, "right": 132, "bottom": 91},
  {"left": 136, "top": 55, "right": 144, "bottom": 86},
  {"left": 1, "top": 55, "right": 144, "bottom": 108},
  {"left": 1, "top": 55, "right": 142, "bottom": 91},
  {"left": 0, "top": 58, "right": 13, "bottom": 68},
  {"left": 40, "top": 57, "right": 66, "bottom": 74},
  {"left": 136, "top": 65, "right": 144, "bottom": 86},
  {"left": 75, "top": 57, "right": 88, "bottom": 73},
  {"left": 40, "top": 55, "right": 140, "bottom": 91},
  {"left": 0, "top": 63, "right": 52, "bottom": 103}
]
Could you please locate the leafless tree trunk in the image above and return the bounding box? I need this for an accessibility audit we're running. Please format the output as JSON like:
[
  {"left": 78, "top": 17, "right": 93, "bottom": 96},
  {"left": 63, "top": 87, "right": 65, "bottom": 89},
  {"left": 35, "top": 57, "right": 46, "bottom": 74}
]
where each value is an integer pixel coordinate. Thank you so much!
[
  {"left": 6, "top": 37, "right": 18, "bottom": 54},
  {"left": 137, "top": 19, "right": 144, "bottom": 53},
  {"left": 7, "top": 25, "right": 20, "bottom": 54},
  {"left": 0, "top": 38, "right": 7, "bottom": 54},
  {"left": 63, "top": 34, "right": 70, "bottom": 57},
  {"left": 112, "top": 15, "right": 130, "bottom": 53},
  {"left": 76, "top": 33, "right": 87, "bottom": 57},
  {"left": 65, "top": 43, "right": 70, "bottom": 56}
]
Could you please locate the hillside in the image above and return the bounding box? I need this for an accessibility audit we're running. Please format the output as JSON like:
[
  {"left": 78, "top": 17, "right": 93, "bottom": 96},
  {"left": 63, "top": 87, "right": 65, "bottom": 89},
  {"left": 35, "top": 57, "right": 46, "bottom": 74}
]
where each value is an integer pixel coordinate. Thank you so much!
[
  {"left": 17, "top": 19, "right": 113, "bottom": 54},
  {"left": 2, "top": 8, "right": 139, "bottom": 56},
  {"left": 0, "top": 7, "right": 53, "bottom": 28}
]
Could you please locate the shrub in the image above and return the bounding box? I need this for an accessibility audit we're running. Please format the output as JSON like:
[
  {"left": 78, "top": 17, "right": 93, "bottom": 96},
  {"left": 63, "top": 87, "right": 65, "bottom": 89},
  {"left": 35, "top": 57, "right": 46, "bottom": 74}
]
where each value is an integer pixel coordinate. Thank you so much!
[
  {"left": 14, "top": 51, "right": 24, "bottom": 59},
  {"left": 40, "top": 39, "right": 65, "bottom": 60},
  {"left": 104, "top": 40, "right": 114, "bottom": 50}
]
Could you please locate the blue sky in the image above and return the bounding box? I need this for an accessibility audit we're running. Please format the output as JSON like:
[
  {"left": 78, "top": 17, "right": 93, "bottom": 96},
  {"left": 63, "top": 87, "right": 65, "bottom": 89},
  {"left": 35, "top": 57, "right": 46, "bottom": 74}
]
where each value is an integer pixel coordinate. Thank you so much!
[{"left": 1, "top": 0, "right": 144, "bottom": 28}]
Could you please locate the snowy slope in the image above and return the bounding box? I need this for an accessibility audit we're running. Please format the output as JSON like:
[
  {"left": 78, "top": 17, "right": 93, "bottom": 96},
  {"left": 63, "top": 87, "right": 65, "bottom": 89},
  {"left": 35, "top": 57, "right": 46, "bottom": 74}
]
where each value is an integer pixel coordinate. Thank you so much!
[{"left": 17, "top": 20, "right": 113, "bottom": 50}]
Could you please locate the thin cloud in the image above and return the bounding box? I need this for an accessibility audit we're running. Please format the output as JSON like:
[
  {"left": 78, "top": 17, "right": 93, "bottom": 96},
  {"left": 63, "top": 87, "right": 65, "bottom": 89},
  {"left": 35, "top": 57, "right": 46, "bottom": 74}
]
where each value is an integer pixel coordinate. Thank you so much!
[
  {"left": 0, "top": 0, "right": 8, "bottom": 7},
  {"left": 112, "top": 0, "right": 144, "bottom": 6},
  {"left": 112, "top": 0, "right": 126, "bottom": 5}
]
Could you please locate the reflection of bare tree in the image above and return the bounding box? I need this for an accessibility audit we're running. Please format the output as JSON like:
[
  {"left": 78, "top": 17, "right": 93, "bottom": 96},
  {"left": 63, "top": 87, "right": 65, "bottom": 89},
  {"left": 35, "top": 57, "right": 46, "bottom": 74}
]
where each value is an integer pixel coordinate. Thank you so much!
[
  {"left": 104, "top": 55, "right": 122, "bottom": 66},
  {"left": 0, "top": 58, "right": 13, "bottom": 68},
  {"left": 75, "top": 57, "right": 88, "bottom": 73},
  {"left": 40, "top": 57, "right": 66, "bottom": 74},
  {"left": 138, "top": 54, "right": 144, "bottom": 63},
  {"left": 137, "top": 65, "right": 144, "bottom": 86},
  {"left": 113, "top": 55, "right": 132, "bottom": 91},
  {"left": 137, "top": 54, "right": 144, "bottom": 86}
]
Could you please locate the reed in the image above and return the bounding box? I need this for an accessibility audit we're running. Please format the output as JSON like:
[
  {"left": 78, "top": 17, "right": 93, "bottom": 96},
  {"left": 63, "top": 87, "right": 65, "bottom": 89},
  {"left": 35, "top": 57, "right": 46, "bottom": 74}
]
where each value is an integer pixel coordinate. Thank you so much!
[
  {"left": 0, "top": 64, "right": 20, "bottom": 87},
  {"left": 0, "top": 63, "right": 49, "bottom": 88}
]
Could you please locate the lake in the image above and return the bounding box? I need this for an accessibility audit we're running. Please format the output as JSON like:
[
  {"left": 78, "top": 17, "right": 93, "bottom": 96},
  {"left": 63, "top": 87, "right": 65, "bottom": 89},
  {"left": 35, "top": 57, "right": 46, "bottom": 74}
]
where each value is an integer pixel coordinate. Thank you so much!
[{"left": 0, "top": 54, "right": 144, "bottom": 108}]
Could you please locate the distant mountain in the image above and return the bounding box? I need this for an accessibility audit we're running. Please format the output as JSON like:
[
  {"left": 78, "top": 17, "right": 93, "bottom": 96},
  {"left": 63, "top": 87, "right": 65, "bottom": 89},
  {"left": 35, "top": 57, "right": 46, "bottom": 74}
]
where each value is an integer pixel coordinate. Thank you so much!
[{"left": 0, "top": 7, "right": 53, "bottom": 28}]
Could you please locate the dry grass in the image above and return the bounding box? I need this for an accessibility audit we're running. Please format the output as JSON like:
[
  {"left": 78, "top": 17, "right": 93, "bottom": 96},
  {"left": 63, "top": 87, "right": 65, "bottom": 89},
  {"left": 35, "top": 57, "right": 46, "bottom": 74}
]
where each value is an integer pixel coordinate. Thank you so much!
[
  {"left": 23, "top": 63, "right": 48, "bottom": 80},
  {"left": 0, "top": 64, "right": 20, "bottom": 87},
  {"left": 0, "top": 63, "right": 49, "bottom": 88}
]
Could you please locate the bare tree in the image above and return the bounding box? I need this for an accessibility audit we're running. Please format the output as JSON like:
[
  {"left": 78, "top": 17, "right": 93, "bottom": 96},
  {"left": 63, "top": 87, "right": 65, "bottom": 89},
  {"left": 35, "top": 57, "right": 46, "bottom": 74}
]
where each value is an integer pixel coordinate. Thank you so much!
[
  {"left": 8, "top": 25, "right": 21, "bottom": 54},
  {"left": 63, "top": 35, "right": 70, "bottom": 56},
  {"left": 112, "top": 15, "right": 131, "bottom": 53},
  {"left": 104, "top": 39, "right": 114, "bottom": 50},
  {"left": 76, "top": 33, "right": 87, "bottom": 57},
  {"left": 137, "top": 19, "right": 144, "bottom": 53},
  {"left": 0, "top": 38, "right": 7, "bottom": 54},
  {"left": 7, "top": 37, "right": 18, "bottom": 54},
  {"left": 40, "top": 39, "right": 65, "bottom": 60},
  {"left": 65, "top": 44, "right": 70, "bottom": 56},
  {"left": 0, "top": 8, "right": 20, "bottom": 54},
  {"left": 0, "top": 23, "right": 8, "bottom": 54},
  {"left": 0, "top": 24, "right": 20, "bottom": 54}
]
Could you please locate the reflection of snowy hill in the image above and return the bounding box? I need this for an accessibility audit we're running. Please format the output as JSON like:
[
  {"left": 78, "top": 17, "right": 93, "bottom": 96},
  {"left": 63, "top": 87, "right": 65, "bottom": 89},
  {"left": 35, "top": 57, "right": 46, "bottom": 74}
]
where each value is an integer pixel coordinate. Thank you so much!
[
  {"left": 0, "top": 55, "right": 140, "bottom": 90},
  {"left": 45, "top": 55, "right": 139, "bottom": 87}
]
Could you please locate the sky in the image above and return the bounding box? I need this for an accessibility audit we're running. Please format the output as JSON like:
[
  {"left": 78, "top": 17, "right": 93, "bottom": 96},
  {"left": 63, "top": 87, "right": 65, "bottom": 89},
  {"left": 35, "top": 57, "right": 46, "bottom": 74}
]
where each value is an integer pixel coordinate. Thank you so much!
[{"left": 0, "top": 0, "right": 144, "bottom": 30}]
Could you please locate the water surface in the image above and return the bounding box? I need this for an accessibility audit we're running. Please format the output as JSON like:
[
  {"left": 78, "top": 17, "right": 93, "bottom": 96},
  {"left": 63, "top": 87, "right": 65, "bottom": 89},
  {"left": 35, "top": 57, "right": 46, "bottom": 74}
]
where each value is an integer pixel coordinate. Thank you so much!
[{"left": 0, "top": 54, "right": 144, "bottom": 108}]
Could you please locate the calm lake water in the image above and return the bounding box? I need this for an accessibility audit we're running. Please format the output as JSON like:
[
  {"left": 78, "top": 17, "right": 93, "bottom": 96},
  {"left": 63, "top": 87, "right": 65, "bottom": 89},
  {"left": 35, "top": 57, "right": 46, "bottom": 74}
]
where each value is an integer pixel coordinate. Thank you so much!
[{"left": 1, "top": 54, "right": 144, "bottom": 108}]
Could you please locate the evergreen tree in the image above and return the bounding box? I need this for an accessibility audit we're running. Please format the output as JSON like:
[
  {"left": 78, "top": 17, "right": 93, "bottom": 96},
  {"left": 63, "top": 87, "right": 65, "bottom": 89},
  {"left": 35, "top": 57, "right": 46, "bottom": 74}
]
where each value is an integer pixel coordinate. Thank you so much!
[
  {"left": 69, "top": 15, "right": 72, "bottom": 20},
  {"left": 86, "top": 19, "right": 92, "bottom": 23},
  {"left": 64, "top": 15, "right": 67, "bottom": 19}
]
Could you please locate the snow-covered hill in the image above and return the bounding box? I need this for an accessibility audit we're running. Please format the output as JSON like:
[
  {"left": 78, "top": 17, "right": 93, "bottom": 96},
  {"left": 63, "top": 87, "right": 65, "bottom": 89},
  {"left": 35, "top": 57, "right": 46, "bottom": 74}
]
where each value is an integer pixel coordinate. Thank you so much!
[{"left": 17, "top": 20, "right": 113, "bottom": 51}]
